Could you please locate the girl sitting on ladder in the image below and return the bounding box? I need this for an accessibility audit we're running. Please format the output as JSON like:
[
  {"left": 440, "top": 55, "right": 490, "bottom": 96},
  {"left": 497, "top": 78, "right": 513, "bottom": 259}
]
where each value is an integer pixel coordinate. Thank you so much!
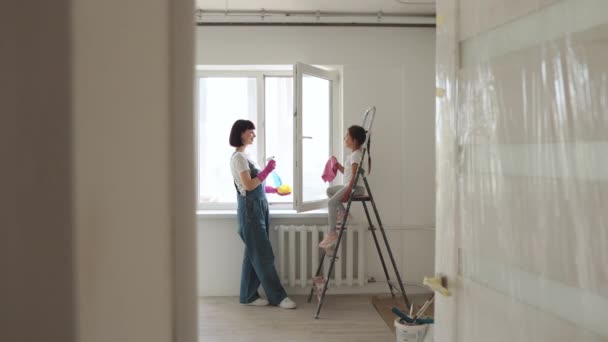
[{"left": 319, "top": 125, "right": 370, "bottom": 250}]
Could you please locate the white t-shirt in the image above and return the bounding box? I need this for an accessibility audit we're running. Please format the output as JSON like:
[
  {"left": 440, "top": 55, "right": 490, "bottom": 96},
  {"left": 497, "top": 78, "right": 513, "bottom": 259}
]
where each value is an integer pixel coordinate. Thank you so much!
[
  {"left": 343, "top": 149, "right": 363, "bottom": 185},
  {"left": 231, "top": 152, "right": 253, "bottom": 196}
]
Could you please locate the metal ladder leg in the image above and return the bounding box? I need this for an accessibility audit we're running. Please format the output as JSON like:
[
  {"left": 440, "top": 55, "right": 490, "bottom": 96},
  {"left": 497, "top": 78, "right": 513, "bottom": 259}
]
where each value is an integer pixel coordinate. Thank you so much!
[
  {"left": 307, "top": 251, "right": 325, "bottom": 303},
  {"left": 312, "top": 197, "right": 353, "bottom": 318},
  {"left": 361, "top": 199, "right": 394, "bottom": 296},
  {"left": 362, "top": 175, "right": 411, "bottom": 309},
  {"left": 313, "top": 206, "right": 352, "bottom": 319}
]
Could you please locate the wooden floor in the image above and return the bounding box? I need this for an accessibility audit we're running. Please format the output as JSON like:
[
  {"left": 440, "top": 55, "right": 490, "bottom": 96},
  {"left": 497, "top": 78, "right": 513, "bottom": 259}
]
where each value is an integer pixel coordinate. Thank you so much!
[{"left": 199, "top": 295, "right": 394, "bottom": 342}]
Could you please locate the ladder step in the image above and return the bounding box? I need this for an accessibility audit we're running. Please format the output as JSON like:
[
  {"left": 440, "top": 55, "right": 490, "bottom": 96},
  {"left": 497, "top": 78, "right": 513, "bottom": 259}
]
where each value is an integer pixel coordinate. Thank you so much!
[{"left": 351, "top": 196, "right": 371, "bottom": 202}]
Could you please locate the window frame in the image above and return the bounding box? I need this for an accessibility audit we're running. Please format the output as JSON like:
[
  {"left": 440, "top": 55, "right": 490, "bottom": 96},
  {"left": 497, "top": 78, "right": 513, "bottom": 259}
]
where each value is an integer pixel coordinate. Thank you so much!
[
  {"left": 196, "top": 69, "right": 293, "bottom": 210},
  {"left": 196, "top": 67, "right": 342, "bottom": 212},
  {"left": 293, "top": 62, "right": 342, "bottom": 212}
]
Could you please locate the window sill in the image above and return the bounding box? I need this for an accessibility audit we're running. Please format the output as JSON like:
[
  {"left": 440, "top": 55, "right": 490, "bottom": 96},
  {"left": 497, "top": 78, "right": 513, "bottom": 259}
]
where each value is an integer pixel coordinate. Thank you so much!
[{"left": 197, "top": 209, "right": 328, "bottom": 219}]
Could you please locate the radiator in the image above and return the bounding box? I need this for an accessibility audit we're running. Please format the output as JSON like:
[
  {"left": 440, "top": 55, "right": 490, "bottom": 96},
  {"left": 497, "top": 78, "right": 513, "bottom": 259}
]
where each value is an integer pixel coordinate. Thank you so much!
[{"left": 275, "top": 225, "right": 366, "bottom": 288}]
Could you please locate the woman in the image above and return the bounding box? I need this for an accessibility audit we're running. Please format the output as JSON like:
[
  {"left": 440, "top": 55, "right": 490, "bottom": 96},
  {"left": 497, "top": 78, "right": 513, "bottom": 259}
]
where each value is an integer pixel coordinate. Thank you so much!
[{"left": 229, "top": 119, "right": 296, "bottom": 309}]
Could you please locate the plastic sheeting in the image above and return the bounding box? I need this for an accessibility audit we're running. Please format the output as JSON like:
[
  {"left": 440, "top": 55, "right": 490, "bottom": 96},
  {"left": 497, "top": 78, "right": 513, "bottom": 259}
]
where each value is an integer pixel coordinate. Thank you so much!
[{"left": 435, "top": 1, "right": 608, "bottom": 341}]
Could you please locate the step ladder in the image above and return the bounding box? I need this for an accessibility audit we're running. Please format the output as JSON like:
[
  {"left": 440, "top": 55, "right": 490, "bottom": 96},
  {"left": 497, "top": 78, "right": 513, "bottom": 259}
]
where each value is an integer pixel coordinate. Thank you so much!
[{"left": 307, "top": 107, "right": 411, "bottom": 318}]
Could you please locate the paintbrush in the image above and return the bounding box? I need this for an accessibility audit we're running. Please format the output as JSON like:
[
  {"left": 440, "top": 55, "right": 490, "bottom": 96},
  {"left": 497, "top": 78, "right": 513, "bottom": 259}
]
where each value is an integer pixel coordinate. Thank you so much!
[{"left": 412, "top": 293, "right": 435, "bottom": 322}]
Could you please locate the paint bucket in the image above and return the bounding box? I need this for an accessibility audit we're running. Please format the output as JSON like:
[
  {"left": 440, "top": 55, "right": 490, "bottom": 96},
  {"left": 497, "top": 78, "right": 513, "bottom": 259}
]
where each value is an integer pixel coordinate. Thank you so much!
[{"left": 394, "top": 318, "right": 429, "bottom": 342}]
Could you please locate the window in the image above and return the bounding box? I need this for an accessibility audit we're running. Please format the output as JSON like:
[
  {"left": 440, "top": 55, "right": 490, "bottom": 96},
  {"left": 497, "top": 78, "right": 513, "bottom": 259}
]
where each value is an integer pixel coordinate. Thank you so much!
[
  {"left": 264, "top": 76, "right": 294, "bottom": 204},
  {"left": 294, "top": 63, "right": 340, "bottom": 211},
  {"left": 197, "top": 76, "right": 258, "bottom": 206},
  {"left": 197, "top": 65, "right": 341, "bottom": 211}
]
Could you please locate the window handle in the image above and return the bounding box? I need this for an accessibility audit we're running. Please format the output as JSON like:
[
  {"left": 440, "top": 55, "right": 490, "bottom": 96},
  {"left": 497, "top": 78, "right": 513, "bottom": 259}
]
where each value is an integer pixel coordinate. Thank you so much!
[{"left": 302, "top": 136, "right": 313, "bottom": 139}]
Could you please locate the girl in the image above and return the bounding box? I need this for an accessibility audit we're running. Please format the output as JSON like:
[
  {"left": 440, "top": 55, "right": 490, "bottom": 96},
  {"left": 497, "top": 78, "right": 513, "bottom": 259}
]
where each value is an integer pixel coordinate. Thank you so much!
[{"left": 319, "top": 125, "right": 369, "bottom": 249}]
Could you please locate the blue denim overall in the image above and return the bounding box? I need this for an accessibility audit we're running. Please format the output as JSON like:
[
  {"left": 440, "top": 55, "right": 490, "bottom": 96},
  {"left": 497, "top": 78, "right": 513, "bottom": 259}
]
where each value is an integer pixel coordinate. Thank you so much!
[{"left": 236, "top": 159, "right": 287, "bottom": 305}]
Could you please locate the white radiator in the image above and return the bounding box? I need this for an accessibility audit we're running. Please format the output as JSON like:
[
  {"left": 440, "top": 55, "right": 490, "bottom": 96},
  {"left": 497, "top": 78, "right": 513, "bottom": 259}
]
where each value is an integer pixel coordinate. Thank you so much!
[{"left": 274, "top": 225, "right": 366, "bottom": 288}]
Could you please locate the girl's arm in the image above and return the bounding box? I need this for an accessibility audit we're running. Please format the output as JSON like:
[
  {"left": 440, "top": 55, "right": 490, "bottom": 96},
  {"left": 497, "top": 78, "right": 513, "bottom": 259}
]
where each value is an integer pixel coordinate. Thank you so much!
[
  {"left": 340, "top": 163, "right": 359, "bottom": 202},
  {"left": 333, "top": 157, "right": 344, "bottom": 174},
  {"left": 336, "top": 162, "right": 344, "bottom": 174},
  {"left": 239, "top": 170, "right": 262, "bottom": 191}
]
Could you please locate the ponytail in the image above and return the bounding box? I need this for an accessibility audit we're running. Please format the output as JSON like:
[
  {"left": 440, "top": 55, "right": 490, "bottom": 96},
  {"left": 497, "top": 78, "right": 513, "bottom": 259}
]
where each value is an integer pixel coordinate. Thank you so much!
[{"left": 366, "top": 134, "right": 372, "bottom": 174}]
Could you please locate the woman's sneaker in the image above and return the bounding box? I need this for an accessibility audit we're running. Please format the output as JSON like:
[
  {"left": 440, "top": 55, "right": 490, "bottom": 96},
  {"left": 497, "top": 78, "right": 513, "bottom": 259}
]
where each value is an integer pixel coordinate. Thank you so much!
[
  {"left": 279, "top": 297, "right": 297, "bottom": 309},
  {"left": 242, "top": 298, "right": 269, "bottom": 306}
]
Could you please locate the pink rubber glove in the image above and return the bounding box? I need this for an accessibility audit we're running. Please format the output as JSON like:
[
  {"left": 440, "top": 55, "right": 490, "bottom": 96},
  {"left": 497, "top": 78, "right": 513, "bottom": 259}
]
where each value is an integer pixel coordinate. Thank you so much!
[
  {"left": 257, "top": 159, "right": 276, "bottom": 182},
  {"left": 265, "top": 186, "right": 291, "bottom": 196},
  {"left": 264, "top": 186, "right": 277, "bottom": 193}
]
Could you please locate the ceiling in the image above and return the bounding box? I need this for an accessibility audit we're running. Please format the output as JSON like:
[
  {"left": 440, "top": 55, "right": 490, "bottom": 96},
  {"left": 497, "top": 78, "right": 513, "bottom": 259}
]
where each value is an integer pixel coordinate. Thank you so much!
[{"left": 196, "top": 0, "right": 436, "bottom": 15}]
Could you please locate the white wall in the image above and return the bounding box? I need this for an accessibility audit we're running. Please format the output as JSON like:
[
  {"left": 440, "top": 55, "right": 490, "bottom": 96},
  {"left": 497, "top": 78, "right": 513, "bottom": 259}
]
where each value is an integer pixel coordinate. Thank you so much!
[
  {"left": 197, "top": 26, "right": 436, "bottom": 295},
  {"left": 73, "top": 1, "right": 196, "bottom": 342},
  {"left": 2, "top": 1, "right": 197, "bottom": 342}
]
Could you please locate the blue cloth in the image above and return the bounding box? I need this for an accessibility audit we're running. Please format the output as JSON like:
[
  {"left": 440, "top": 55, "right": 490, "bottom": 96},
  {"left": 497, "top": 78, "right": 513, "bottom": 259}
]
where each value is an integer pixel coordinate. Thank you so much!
[{"left": 236, "top": 160, "right": 287, "bottom": 305}]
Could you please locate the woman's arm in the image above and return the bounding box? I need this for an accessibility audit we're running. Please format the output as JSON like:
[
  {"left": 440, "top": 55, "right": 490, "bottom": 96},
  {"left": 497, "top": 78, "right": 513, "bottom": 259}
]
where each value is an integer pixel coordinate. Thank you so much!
[{"left": 239, "top": 170, "right": 262, "bottom": 191}]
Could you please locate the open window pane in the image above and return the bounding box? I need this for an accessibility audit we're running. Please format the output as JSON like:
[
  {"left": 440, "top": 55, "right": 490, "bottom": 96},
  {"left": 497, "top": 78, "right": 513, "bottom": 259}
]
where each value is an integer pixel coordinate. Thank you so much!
[
  {"left": 198, "top": 77, "right": 257, "bottom": 205},
  {"left": 294, "top": 63, "right": 338, "bottom": 212},
  {"left": 264, "top": 76, "right": 293, "bottom": 203},
  {"left": 302, "top": 75, "right": 331, "bottom": 202}
]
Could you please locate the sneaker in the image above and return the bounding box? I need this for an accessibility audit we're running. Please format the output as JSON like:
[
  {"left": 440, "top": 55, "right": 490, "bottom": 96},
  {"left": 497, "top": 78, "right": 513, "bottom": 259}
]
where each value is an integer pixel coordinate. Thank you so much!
[
  {"left": 312, "top": 276, "right": 326, "bottom": 285},
  {"left": 279, "top": 297, "right": 297, "bottom": 309},
  {"left": 242, "top": 298, "right": 269, "bottom": 306},
  {"left": 312, "top": 277, "right": 327, "bottom": 300},
  {"left": 335, "top": 223, "right": 348, "bottom": 230},
  {"left": 319, "top": 232, "right": 338, "bottom": 248},
  {"left": 337, "top": 210, "right": 352, "bottom": 223},
  {"left": 323, "top": 245, "right": 336, "bottom": 257},
  {"left": 336, "top": 210, "right": 352, "bottom": 229}
]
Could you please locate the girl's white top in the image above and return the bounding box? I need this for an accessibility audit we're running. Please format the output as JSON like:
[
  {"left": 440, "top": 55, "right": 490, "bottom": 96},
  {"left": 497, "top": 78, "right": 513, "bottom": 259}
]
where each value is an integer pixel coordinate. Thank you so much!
[{"left": 343, "top": 149, "right": 363, "bottom": 185}]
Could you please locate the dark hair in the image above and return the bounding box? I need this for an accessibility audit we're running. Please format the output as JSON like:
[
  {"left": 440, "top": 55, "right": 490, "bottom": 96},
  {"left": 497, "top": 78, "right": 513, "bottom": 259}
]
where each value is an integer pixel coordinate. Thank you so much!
[
  {"left": 229, "top": 120, "right": 256, "bottom": 147},
  {"left": 347, "top": 125, "right": 372, "bottom": 173}
]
